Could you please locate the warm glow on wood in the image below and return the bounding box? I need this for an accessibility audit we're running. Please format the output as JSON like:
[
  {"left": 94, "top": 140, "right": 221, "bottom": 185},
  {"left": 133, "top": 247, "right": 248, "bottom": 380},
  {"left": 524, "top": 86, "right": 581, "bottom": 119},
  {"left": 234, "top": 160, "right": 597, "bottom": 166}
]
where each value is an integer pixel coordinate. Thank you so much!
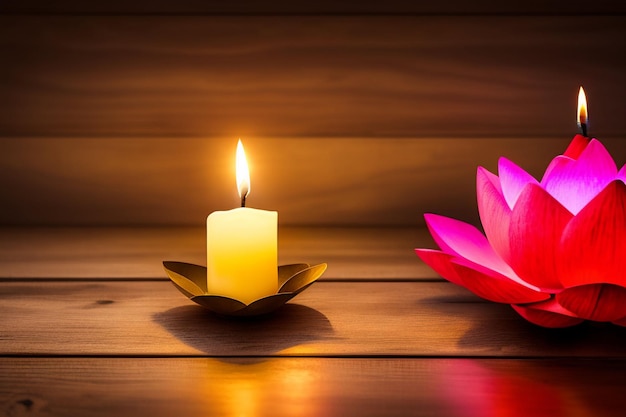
[{"left": 236, "top": 139, "right": 250, "bottom": 203}]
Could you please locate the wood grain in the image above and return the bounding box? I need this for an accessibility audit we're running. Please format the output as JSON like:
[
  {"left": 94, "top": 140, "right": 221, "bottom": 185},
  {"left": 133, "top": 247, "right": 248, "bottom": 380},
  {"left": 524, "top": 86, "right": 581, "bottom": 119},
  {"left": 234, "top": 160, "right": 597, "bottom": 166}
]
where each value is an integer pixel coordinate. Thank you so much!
[
  {"left": 1, "top": 358, "right": 626, "bottom": 417},
  {"left": 3, "top": 1, "right": 626, "bottom": 15},
  {"left": 3, "top": 137, "right": 625, "bottom": 226},
  {"left": 0, "top": 226, "right": 434, "bottom": 279},
  {"left": 1, "top": 16, "right": 625, "bottom": 138},
  {"left": 2, "top": 281, "right": 626, "bottom": 357}
]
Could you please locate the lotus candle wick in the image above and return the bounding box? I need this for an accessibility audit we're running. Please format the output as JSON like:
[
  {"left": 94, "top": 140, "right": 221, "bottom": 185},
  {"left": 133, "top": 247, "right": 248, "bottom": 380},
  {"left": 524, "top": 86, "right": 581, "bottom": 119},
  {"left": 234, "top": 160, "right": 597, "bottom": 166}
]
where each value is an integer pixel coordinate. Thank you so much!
[{"left": 578, "top": 86, "right": 588, "bottom": 137}]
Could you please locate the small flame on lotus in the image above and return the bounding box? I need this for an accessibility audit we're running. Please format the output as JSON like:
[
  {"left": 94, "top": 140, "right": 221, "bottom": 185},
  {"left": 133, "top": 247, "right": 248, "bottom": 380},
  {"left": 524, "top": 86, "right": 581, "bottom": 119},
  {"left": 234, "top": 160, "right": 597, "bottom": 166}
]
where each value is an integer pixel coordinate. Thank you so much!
[{"left": 577, "top": 86, "right": 588, "bottom": 135}]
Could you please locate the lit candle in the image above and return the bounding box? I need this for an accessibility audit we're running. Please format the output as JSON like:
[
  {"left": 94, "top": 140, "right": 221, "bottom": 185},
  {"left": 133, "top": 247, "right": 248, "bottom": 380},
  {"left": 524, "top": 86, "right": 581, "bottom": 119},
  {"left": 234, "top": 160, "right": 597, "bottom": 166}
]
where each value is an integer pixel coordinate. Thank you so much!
[
  {"left": 565, "top": 86, "right": 591, "bottom": 157},
  {"left": 577, "top": 86, "right": 588, "bottom": 137},
  {"left": 206, "top": 140, "right": 278, "bottom": 304}
]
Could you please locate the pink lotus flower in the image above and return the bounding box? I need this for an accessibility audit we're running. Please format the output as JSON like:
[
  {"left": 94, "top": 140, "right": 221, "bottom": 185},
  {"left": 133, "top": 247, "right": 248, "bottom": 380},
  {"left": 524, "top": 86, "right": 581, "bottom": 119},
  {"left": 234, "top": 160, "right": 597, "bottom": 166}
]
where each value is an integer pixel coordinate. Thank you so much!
[{"left": 416, "top": 135, "right": 626, "bottom": 328}]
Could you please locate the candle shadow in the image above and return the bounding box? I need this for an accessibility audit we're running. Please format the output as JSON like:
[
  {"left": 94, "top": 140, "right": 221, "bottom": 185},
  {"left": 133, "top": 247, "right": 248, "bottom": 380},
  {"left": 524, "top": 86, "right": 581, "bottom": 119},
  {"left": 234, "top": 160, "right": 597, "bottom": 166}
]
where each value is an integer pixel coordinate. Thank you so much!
[
  {"left": 420, "top": 290, "right": 626, "bottom": 356},
  {"left": 153, "top": 303, "right": 335, "bottom": 356}
]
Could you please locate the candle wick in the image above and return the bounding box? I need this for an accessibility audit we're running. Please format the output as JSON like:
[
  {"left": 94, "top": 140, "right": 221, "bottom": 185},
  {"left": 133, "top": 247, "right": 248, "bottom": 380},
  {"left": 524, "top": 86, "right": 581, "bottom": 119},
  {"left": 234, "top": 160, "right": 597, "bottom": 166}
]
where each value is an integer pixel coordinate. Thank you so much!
[
  {"left": 241, "top": 195, "right": 247, "bottom": 208},
  {"left": 580, "top": 123, "right": 588, "bottom": 137}
]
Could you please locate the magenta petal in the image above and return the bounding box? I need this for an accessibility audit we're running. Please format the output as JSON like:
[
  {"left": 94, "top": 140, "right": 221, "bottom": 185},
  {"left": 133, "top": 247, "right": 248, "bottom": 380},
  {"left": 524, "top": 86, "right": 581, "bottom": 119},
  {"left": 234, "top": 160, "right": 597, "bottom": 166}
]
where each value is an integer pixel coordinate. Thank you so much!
[
  {"left": 498, "top": 157, "right": 538, "bottom": 210},
  {"left": 415, "top": 249, "right": 464, "bottom": 287},
  {"left": 557, "top": 284, "right": 626, "bottom": 322},
  {"left": 476, "top": 167, "right": 512, "bottom": 263},
  {"left": 558, "top": 180, "right": 626, "bottom": 288},
  {"left": 449, "top": 261, "right": 549, "bottom": 304},
  {"left": 541, "top": 155, "right": 573, "bottom": 187},
  {"left": 542, "top": 139, "right": 617, "bottom": 214},
  {"left": 508, "top": 184, "right": 573, "bottom": 290},
  {"left": 618, "top": 165, "right": 626, "bottom": 183},
  {"left": 424, "top": 213, "right": 516, "bottom": 279},
  {"left": 512, "top": 299, "right": 583, "bottom": 328}
]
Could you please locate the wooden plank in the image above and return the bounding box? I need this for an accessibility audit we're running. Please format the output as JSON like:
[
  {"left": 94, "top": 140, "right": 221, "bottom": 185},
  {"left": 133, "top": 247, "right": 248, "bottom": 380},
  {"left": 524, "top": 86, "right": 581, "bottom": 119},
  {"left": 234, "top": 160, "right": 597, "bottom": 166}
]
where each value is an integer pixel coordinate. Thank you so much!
[
  {"left": 3, "top": 137, "right": 625, "bottom": 226},
  {"left": 0, "top": 227, "right": 434, "bottom": 279},
  {"left": 1, "top": 358, "right": 626, "bottom": 417},
  {"left": 1, "top": 16, "right": 625, "bottom": 138},
  {"left": 3, "top": 1, "right": 626, "bottom": 15},
  {"left": 1, "top": 281, "right": 626, "bottom": 357}
]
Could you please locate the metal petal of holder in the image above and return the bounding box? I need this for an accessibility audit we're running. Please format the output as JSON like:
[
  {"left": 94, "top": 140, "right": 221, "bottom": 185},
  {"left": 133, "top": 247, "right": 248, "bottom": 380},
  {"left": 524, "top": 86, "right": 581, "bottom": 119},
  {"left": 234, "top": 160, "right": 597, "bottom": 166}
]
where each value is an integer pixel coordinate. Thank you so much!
[{"left": 163, "top": 261, "right": 327, "bottom": 317}]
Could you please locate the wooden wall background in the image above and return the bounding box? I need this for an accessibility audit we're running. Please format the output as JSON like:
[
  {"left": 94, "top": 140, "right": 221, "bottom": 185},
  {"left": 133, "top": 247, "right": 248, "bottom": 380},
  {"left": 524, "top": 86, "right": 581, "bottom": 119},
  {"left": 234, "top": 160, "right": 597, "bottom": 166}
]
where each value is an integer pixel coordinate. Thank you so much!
[{"left": 1, "top": 3, "right": 625, "bottom": 226}]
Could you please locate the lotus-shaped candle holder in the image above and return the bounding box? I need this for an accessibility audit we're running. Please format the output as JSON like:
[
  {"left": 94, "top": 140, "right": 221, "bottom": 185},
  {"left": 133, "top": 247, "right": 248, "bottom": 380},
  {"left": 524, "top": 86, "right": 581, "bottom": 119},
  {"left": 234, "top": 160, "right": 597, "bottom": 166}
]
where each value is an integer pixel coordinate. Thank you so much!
[
  {"left": 163, "top": 261, "right": 327, "bottom": 317},
  {"left": 416, "top": 135, "right": 626, "bottom": 328}
]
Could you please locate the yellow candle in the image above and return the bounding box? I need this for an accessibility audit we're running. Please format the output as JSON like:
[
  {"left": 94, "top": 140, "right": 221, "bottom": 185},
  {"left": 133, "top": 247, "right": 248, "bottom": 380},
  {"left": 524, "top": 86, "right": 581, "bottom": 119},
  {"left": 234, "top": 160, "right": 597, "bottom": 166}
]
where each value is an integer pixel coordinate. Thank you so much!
[{"left": 206, "top": 140, "right": 278, "bottom": 304}]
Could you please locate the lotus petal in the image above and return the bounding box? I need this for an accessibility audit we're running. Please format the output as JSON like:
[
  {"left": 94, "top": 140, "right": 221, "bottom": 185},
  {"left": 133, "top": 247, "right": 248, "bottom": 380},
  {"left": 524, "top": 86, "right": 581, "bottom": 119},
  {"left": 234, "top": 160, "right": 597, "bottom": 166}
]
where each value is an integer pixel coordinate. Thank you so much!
[
  {"left": 417, "top": 136, "right": 626, "bottom": 328},
  {"left": 424, "top": 213, "right": 516, "bottom": 279},
  {"left": 191, "top": 295, "right": 248, "bottom": 314},
  {"left": 236, "top": 293, "right": 299, "bottom": 316},
  {"left": 163, "top": 261, "right": 207, "bottom": 297},
  {"left": 416, "top": 249, "right": 547, "bottom": 303},
  {"left": 562, "top": 134, "right": 590, "bottom": 158},
  {"left": 163, "top": 262, "right": 326, "bottom": 317},
  {"left": 556, "top": 284, "right": 626, "bottom": 322},
  {"left": 449, "top": 261, "right": 549, "bottom": 304},
  {"left": 542, "top": 139, "right": 617, "bottom": 214},
  {"left": 541, "top": 155, "right": 573, "bottom": 187},
  {"left": 508, "top": 184, "right": 572, "bottom": 290},
  {"left": 278, "top": 263, "right": 310, "bottom": 287},
  {"left": 476, "top": 167, "right": 512, "bottom": 263},
  {"left": 415, "top": 249, "right": 465, "bottom": 287},
  {"left": 498, "top": 157, "right": 538, "bottom": 210},
  {"left": 279, "top": 263, "right": 328, "bottom": 294},
  {"left": 617, "top": 164, "right": 626, "bottom": 183},
  {"left": 613, "top": 316, "right": 626, "bottom": 327},
  {"left": 511, "top": 299, "right": 583, "bottom": 328},
  {"left": 558, "top": 180, "right": 626, "bottom": 288}
]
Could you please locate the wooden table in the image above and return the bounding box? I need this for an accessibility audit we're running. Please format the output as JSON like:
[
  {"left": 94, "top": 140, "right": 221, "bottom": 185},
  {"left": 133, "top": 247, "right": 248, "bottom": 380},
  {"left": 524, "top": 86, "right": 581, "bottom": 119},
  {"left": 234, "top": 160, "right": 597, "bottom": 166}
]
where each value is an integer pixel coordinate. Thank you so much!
[{"left": 1, "top": 227, "right": 626, "bottom": 416}]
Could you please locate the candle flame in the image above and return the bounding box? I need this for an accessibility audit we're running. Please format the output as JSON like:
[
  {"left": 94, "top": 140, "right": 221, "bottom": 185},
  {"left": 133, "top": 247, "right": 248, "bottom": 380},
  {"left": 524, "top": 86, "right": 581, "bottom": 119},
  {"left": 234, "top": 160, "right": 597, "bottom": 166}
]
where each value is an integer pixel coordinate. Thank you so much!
[
  {"left": 236, "top": 139, "right": 250, "bottom": 200},
  {"left": 577, "top": 86, "right": 588, "bottom": 127}
]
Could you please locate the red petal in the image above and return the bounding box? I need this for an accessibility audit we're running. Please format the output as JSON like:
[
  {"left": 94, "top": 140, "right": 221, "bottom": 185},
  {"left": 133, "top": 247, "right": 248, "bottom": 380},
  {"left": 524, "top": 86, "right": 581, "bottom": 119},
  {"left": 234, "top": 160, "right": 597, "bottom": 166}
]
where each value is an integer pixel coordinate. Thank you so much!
[
  {"left": 512, "top": 299, "right": 584, "bottom": 328},
  {"left": 476, "top": 167, "right": 512, "bottom": 263},
  {"left": 415, "top": 249, "right": 547, "bottom": 304},
  {"left": 508, "top": 184, "right": 573, "bottom": 290},
  {"left": 613, "top": 316, "right": 626, "bottom": 327},
  {"left": 556, "top": 284, "right": 626, "bottom": 322},
  {"left": 563, "top": 134, "right": 591, "bottom": 159},
  {"left": 558, "top": 180, "right": 626, "bottom": 288},
  {"left": 450, "top": 261, "right": 549, "bottom": 304},
  {"left": 415, "top": 249, "right": 464, "bottom": 286}
]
